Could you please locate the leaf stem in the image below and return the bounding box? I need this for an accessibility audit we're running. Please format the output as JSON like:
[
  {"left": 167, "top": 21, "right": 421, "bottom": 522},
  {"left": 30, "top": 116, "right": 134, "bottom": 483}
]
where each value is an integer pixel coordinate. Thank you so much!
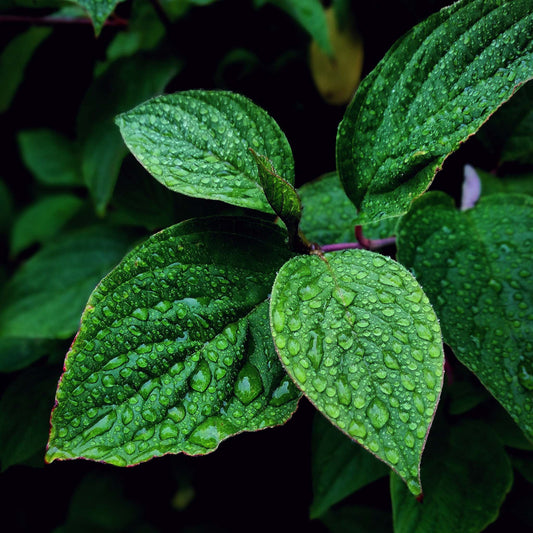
[{"left": 321, "top": 235, "right": 396, "bottom": 253}]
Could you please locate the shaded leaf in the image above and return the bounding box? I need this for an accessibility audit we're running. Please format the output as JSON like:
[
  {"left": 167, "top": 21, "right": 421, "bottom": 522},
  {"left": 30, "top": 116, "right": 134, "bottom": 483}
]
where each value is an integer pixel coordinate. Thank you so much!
[
  {"left": 17, "top": 129, "right": 83, "bottom": 187},
  {"left": 476, "top": 167, "right": 533, "bottom": 197},
  {"left": 116, "top": 90, "right": 294, "bottom": 214},
  {"left": 73, "top": 0, "right": 126, "bottom": 35},
  {"left": 78, "top": 55, "right": 180, "bottom": 215},
  {"left": 0, "top": 27, "right": 51, "bottom": 113},
  {"left": 310, "top": 412, "right": 388, "bottom": 518},
  {"left": 10, "top": 194, "right": 84, "bottom": 257},
  {"left": 0, "top": 367, "right": 58, "bottom": 471},
  {"left": 298, "top": 172, "right": 398, "bottom": 245},
  {"left": 397, "top": 192, "right": 533, "bottom": 441},
  {"left": 320, "top": 505, "right": 392, "bottom": 533},
  {"left": 0, "top": 337, "right": 55, "bottom": 373},
  {"left": 47, "top": 217, "right": 300, "bottom": 466},
  {"left": 337, "top": 0, "right": 533, "bottom": 223},
  {"left": 0, "top": 179, "right": 13, "bottom": 234},
  {"left": 270, "top": 249, "right": 444, "bottom": 495},
  {"left": 0, "top": 226, "right": 136, "bottom": 339},
  {"left": 391, "top": 419, "right": 513, "bottom": 533},
  {"left": 257, "top": 0, "right": 332, "bottom": 54}
]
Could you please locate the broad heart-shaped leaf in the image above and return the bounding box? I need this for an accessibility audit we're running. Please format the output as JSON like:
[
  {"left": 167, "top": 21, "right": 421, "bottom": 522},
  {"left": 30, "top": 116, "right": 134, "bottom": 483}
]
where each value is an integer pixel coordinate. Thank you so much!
[
  {"left": 249, "top": 149, "right": 301, "bottom": 241},
  {"left": 116, "top": 90, "right": 294, "bottom": 214},
  {"left": 73, "top": 0, "right": 126, "bottom": 35},
  {"left": 0, "top": 226, "right": 136, "bottom": 339},
  {"left": 390, "top": 419, "right": 513, "bottom": 533},
  {"left": 336, "top": 0, "right": 533, "bottom": 224},
  {"left": 310, "top": 412, "right": 388, "bottom": 518},
  {"left": 270, "top": 249, "right": 444, "bottom": 496},
  {"left": 397, "top": 192, "right": 533, "bottom": 441},
  {"left": 46, "top": 217, "right": 300, "bottom": 466}
]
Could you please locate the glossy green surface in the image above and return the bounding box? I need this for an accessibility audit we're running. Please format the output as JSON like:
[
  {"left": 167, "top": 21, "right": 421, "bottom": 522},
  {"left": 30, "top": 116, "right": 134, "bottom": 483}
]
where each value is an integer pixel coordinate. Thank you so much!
[
  {"left": 270, "top": 249, "right": 444, "bottom": 495},
  {"left": 397, "top": 192, "right": 533, "bottom": 441},
  {"left": 47, "top": 217, "right": 300, "bottom": 465},
  {"left": 116, "top": 90, "right": 294, "bottom": 214},
  {"left": 337, "top": 0, "right": 533, "bottom": 223}
]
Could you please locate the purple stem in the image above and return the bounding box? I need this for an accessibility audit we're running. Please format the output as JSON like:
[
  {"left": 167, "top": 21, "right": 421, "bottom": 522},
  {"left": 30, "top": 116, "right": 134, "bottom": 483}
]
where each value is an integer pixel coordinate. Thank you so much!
[{"left": 321, "top": 236, "right": 396, "bottom": 253}]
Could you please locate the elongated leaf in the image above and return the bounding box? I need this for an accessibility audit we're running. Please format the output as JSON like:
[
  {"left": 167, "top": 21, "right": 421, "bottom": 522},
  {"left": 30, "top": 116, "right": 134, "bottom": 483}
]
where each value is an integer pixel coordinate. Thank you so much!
[
  {"left": 257, "top": 0, "right": 332, "bottom": 54},
  {"left": 391, "top": 419, "right": 513, "bottom": 533},
  {"left": 47, "top": 217, "right": 300, "bottom": 466},
  {"left": 10, "top": 194, "right": 84, "bottom": 256},
  {"left": 310, "top": 413, "right": 388, "bottom": 518},
  {"left": 78, "top": 55, "right": 180, "bottom": 215},
  {"left": 116, "top": 91, "right": 294, "bottom": 214},
  {"left": 250, "top": 149, "right": 301, "bottom": 240},
  {"left": 337, "top": 0, "right": 533, "bottom": 223},
  {"left": 0, "top": 27, "right": 51, "bottom": 113},
  {"left": 270, "top": 250, "right": 444, "bottom": 495},
  {"left": 18, "top": 129, "right": 83, "bottom": 187},
  {"left": 0, "top": 226, "right": 135, "bottom": 339},
  {"left": 397, "top": 192, "right": 533, "bottom": 441},
  {"left": 73, "top": 0, "right": 126, "bottom": 35},
  {"left": 0, "top": 367, "right": 58, "bottom": 471}
]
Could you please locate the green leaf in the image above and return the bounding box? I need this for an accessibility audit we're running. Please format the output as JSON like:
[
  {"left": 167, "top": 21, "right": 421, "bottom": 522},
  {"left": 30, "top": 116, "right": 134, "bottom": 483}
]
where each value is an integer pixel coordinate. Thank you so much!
[
  {"left": 0, "top": 27, "right": 52, "bottom": 114},
  {"left": 270, "top": 249, "right": 444, "bottom": 496},
  {"left": 310, "top": 413, "right": 388, "bottom": 518},
  {"left": 298, "top": 172, "right": 398, "bottom": 245},
  {"left": 17, "top": 129, "right": 83, "bottom": 187},
  {"left": 0, "top": 367, "right": 58, "bottom": 471},
  {"left": 0, "top": 338, "right": 54, "bottom": 373},
  {"left": 397, "top": 192, "right": 533, "bottom": 441},
  {"left": 256, "top": 0, "right": 332, "bottom": 54},
  {"left": 0, "top": 226, "right": 135, "bottom": 339},
  {"left": 249, "top": 148, "right": 302, "bottom": 241},
  {"left": 336, "top": 0, "right": 533, "bottom": 224},
  {"left": 10, "top": 194, "right": 84, "bottom": 257},
  {"left": 78, "top": 55, "right": 180, "bottom": 215},
  {"left": 320, "top": 505, "right": 392, "bottom": 533},
  {"left": 46, "top": 217, "right": 300, "bottom": 466},
  {"left": 477, "top": 167, "right": 533, "bottom": 197},
  {"left": 72, "top": 0, "right": 126, "bottom": 35},
  {"left": 0, "top": 179, "right": 13, "bottom": 234},
  {"left": 391, "top": 419, "right": 513, "bottom": 533},
  {"left": 116, "top": 90, "right": 294, "bottom": 214},
  {"left": 105, "top": 0, "right": 165, "bottom": 63}
]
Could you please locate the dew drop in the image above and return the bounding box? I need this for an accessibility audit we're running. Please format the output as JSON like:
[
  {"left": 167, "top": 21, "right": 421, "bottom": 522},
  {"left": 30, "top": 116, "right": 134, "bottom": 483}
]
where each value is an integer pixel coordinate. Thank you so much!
[
  {"left": 188, "top": 417, "right": 227, "bottom": 449},
  {"left": 121, "top": 406, "right": 134, "bottom": 425},
  {"left": 234, "top": 363, "right": 263, "bottom": 405},
  {"left": 400, "top": 373, "right": 416, "bottom": 391},
  {"left": 307, "top": 332, "right": 324, "bottom": 370},
  {"left": 385, "top": 447, "right": 400, "bottom": 465},
  {"left": 415, "top": 322, "right": 433, "bottom": 341},
  {"left": 270, "top": 376, "right": 298, "bottom": 406},
  {"left": 159, "top": 421, "right": 179, "bottom": 440},
  {"left": 348, "top": 418, "right": 367, "bottom": 438},
  {"left": 299, "top": 284, "right": 321, "bottom": 301},
  {"left": 168, "top": 406, "right": 186, "bottom": 423},
  {"left": 190, "top": 360, "right": 212, "bottom": 393},
  {"left": 83, "top": 412, "right": 116, "bottom": 440},
  {"left": 366, "top": 398, "right": 390, "bottom": 429},
  {"left": 405, "top": 433, "right": 415, "bottom": 448},
  {"left": 384, "top": 352, "right": 400, "bottom": 370},
  {"left": 312, "top": 375, "right": 328, "bottom": 393},
  {"left": 518, "top": 364, "right": 533, "bottom": 391}
]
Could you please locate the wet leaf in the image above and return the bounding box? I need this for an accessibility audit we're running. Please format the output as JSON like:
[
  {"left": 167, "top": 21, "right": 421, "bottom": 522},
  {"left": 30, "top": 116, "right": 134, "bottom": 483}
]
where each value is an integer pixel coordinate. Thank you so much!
[
  {"left": 0, "top": 226, "right": 135, "bottom": 339},
  {"left": 47, "top": 217, "right": 300, "bottom": 466},
  {"left": 116, "top": 90, "right": 294, "bottom": 214},
  {"left": 250, "top": 149, "right": 301, "bottom": 240},
  {"left": 17, "top": 129, "right": 83, "bottom": 187},
  {"left": 391, "top": 419, "right": 513, "bottom": 533},
  {"left": 270, "top": 249, "right": 444, "bottom": 495},
  {"left": 397, "top": 192, "right": 533, "bottom": 441},
  {"left": 298, "top": 172, "right": 398, "bottom": 245},
  {"left": 310, "top": 413, "right": 388, "bottom": 518},
  {"left": 0, "top": 27, "right": 51, "bottom": 113},
  {"left": 337, "top": 0, "right": 533, "bottom": 224},
  {"left": 10, "top": 194, "right": 84, "bottom": 257}
]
